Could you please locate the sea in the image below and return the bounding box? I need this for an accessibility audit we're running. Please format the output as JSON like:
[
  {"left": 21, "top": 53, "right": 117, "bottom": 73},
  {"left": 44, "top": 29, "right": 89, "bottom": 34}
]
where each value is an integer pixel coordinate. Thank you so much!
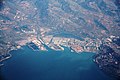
[{"left": 0, "top": 45, "right": 117, "bottom": 80}]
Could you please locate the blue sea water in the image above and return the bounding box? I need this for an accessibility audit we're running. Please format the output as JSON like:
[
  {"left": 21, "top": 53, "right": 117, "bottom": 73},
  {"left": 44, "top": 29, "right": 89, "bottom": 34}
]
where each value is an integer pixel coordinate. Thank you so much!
[{"left": 0, "top": 46, "right": 116, "bottom": 80}]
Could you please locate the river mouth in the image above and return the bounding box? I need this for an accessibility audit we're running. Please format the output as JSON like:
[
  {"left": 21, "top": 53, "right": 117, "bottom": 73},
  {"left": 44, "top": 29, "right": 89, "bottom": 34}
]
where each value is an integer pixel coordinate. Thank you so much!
[{"left": 0, "top": 46, "right": 116, "bottom": 80}]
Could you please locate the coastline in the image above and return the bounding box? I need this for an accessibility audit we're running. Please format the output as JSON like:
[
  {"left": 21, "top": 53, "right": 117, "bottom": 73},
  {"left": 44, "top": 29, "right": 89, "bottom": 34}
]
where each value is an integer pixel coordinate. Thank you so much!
[
  {"left": 0, "top": 46, "right": 21, "bottom": 67},
  {"left": 0, "top": 43, "right": 97, "bottom": 67},
  {"left": 0, "top": 52, "right": 12, "bottom": 67}
]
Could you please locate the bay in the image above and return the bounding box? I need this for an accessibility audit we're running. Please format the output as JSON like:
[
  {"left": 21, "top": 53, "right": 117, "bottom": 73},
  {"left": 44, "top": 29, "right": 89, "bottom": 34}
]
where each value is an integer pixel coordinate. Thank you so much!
[{"left": 0, "top": 45, "right": 116, "bottom": 80}]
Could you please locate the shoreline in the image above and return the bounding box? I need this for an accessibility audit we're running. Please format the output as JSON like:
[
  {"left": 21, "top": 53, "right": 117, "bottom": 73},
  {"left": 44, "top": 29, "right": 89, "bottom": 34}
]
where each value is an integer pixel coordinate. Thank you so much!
[
  {"left": 0, "top": 44, "right": 97, "bottom": 67},
  {"left": 28, "top": 44, "right": 40, "bottom": 51},
  {"left": 0, "top": 53, "right": 12, "bottom": 67},
  {"left": 0, "top": 47, "right": 20, "bottom": 67}
]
